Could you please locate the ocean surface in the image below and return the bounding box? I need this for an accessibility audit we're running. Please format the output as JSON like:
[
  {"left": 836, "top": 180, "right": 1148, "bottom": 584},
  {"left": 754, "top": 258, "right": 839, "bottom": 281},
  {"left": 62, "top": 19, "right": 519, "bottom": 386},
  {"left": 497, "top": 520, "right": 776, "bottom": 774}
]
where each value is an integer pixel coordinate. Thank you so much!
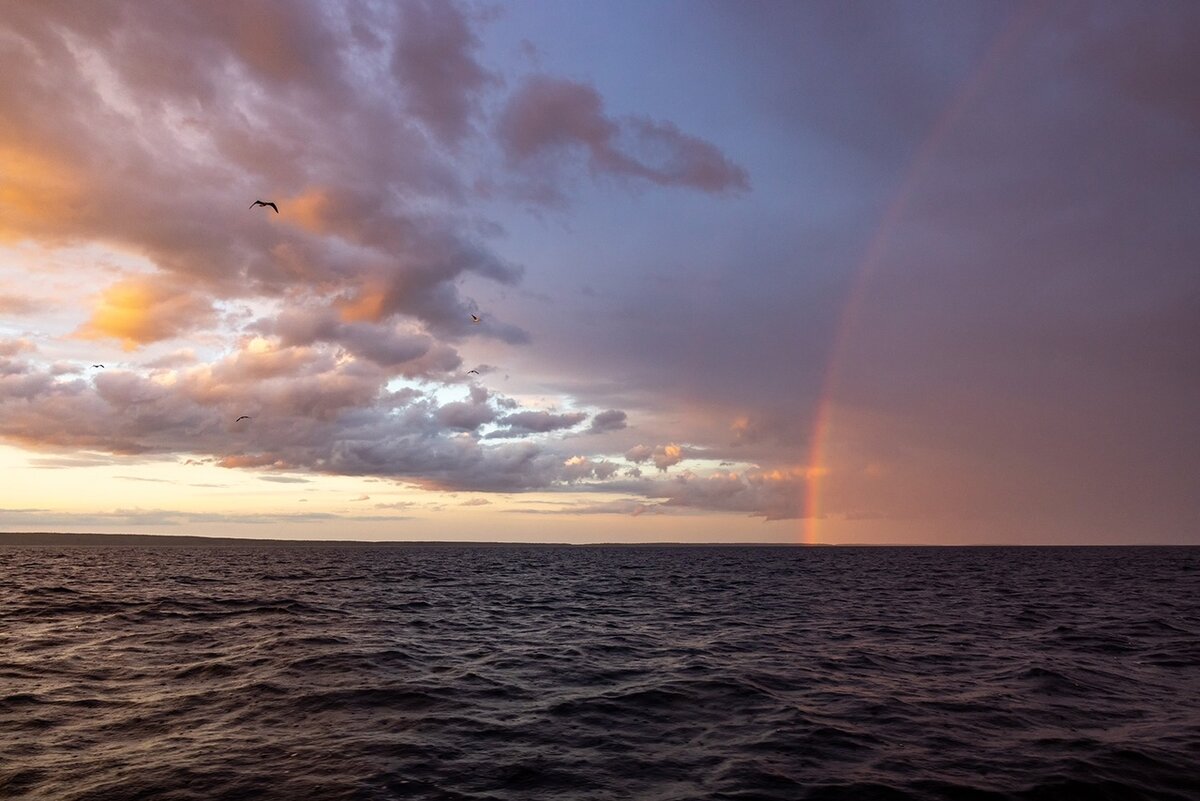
[{"left": 1, "top": 544, "right": 1198, "bottom": 801}]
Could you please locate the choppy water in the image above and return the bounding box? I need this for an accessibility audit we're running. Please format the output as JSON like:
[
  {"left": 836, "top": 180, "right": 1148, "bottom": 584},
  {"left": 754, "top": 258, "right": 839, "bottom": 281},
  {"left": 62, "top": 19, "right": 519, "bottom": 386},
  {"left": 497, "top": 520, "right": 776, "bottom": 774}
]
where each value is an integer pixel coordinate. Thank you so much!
[{"left": 1, "top": 544, "right": 1198, "bottom": 801}]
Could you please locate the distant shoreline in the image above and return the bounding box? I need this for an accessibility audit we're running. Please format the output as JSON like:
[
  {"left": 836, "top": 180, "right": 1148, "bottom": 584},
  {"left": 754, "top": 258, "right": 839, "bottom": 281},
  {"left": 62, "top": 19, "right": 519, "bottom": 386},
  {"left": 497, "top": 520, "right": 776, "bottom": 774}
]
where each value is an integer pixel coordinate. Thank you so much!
[
  {"left": 0, "top": 532, "right": 1189, "bottom": 548},
  {"left": 0, "top": 531, "right": 811, "bottom": 548}
]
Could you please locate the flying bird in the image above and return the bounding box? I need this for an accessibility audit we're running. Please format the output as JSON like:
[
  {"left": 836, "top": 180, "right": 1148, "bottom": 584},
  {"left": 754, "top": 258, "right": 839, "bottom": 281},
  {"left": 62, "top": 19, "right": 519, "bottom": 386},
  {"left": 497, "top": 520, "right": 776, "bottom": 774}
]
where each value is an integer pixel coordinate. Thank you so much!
[
  {"left": 249, "top": 200, "right": 279, "bottom": 213},
  {"left": 467, "top": 369, "right": 479, "bottom": 375},
  {"left": 471, "top": 314, "right": 480, "bottom": 323},
  {"left": 92, "top": 364, "right": 104, "bottom": 368},
  {"left": 235, "top": 415, "right": 252, "bottom": 422}
]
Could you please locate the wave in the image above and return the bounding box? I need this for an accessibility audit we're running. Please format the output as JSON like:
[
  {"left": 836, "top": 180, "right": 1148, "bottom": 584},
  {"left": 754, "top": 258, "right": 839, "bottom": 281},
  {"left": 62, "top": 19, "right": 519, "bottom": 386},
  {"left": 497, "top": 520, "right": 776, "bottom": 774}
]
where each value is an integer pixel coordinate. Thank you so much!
[{"left": 1, "top": 545, "right": 1196, "bottom": 801}]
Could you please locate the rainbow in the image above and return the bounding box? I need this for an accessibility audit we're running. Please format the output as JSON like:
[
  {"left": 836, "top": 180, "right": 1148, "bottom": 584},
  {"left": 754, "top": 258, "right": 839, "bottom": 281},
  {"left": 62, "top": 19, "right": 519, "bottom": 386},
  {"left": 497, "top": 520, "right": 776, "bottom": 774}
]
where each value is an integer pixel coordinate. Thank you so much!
[{"left": 801, "top": 5, "right": 1045, "bottom": 544}]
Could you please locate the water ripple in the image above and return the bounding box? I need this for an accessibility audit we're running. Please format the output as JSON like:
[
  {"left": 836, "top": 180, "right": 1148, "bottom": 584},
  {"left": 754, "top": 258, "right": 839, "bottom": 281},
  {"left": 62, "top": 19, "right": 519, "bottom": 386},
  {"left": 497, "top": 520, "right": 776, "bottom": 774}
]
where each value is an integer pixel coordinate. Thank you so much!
[{"left": 1, "top": 545, "right": 1197, "bottom": 800}]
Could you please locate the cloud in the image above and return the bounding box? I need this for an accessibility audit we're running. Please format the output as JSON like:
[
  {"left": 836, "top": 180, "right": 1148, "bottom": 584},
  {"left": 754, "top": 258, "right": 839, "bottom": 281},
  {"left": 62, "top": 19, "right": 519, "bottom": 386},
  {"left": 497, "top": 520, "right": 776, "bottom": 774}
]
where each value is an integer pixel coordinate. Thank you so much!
[
  {"left": 0, "top": 359, "right": 57, "bottom": 403},
  {"left": 458, "top": 497, "right": 490, "bottom": 506},
  {"left": 26, "top": 454, "right": 124, "bottom": 469},
  {"left": 625, "top": 443, "right": 685, "bottom": 471},
  {"left": 0, "top": 142, "right": 84, "bottom": 239},
  {"left": 653, "top": 444, "right": 684, "bottom": 471},
  {"left": 392, "top": 0, "right": 495, "bottom": 145},
  {"left": 259, "top": 475, "right": 310, "bottom": 484},
  {"left": 498, "top": 76, "right": 749, "bottom": 198},
  {"left": 644, "top": 467, "right": 807, "bottom": 521},
  {"left": 436, "top": 385, "right": 497, "bottom": 430},
  {"left": 485, "top": 410, "right": 587, "bottom": 438},
  {"left": 0, "top": 0, "right": 522, "bottom": 351},
  {"left": 508, "top": 498, "right": 665, "bottom": 516},
  {"left": 0, "top": 507, "right": 413, "bottom": 528},
  {"left": 260, "top": 306, "right": 463, "bottom": 374},
  {"left": 0, "top": 338, "right": 35, "bottom": 357},
  {"left": 586, "top": 409, "right": 627, "bottom": 434},
  {"left": 625, "top": 444, "right": 653, "bottom": 463},
  {"left": 0, "top": 1, "right": 761, "bottom": 516},
  {"left": 0, "top": 295, "right": 39, "bottom": 315},
  {"left": 76, "top": 276, "right": 215, "bottom": 350},
  {"left": 0, "top": 335, "right": 630, "bottom": 495},
  {"left": 142, "top": 350, "right": 200, "bottom": 369},
  {"left": 374, "top": 501, "right": 416, "bottom": 510},
  {"left": 560, "top": 455, "right": 620, "bottom": 481},
  {"left": 576, "top": 499, "right": 665, "bottom": 516}
]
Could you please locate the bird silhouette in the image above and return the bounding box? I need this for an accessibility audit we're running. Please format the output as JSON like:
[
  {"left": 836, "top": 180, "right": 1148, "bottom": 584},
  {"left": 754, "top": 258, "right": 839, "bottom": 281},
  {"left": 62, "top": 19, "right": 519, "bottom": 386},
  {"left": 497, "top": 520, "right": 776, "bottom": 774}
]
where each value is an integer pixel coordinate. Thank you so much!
[
  {"left": 92, "top": 364, "right": 104, "bottom": 368},
  {"left": 235, "top": 415, "right": 252, "bottom": 422},
  {"left": 471, "top": 314, "right": 480, "bottom": 323},
  {"left": 249, "top": 200, "right": 279, "bottom": 213},
  {"left": 467, "top": 369, "right": 479, "bottom": 375}
]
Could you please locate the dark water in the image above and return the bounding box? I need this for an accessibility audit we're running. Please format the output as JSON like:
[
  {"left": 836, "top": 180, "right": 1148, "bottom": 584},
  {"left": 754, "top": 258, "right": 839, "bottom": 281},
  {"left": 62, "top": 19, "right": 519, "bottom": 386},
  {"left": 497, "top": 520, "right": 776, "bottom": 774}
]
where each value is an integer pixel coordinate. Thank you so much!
[{"left": 2, "top": 545, "right": 1198, "bottom": 801}]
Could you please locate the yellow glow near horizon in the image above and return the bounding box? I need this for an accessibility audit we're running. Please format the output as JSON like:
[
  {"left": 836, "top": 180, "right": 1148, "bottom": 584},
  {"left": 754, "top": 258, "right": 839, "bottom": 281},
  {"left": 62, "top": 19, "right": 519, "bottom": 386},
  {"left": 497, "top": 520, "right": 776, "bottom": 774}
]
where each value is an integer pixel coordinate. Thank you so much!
[{"left": 0, "top": 444, "right": 807, "bottom": 542}]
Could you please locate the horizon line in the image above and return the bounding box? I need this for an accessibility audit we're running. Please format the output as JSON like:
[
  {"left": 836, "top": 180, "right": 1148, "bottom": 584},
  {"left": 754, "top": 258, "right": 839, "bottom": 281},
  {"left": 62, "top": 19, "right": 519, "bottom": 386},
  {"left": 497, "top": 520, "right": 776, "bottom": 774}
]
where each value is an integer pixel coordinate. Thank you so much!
[{"left": 0, "top": 532, "right": 1189, "bottom": 548}]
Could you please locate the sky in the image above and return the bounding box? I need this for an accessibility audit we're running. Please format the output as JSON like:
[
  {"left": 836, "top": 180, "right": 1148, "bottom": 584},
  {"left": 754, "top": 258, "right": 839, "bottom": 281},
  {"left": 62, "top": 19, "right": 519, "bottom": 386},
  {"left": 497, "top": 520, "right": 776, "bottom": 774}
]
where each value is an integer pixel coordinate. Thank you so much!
[{"left": 1, "top": 0, "right": 1197, "bottom": 544}]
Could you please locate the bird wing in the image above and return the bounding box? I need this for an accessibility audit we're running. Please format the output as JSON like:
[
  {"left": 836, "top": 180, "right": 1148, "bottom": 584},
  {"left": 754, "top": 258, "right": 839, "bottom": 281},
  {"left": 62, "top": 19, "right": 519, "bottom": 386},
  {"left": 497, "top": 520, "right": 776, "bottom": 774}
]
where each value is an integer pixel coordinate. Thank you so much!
[
  {"left": 267, "top": 202, "right": 279, "bottom": 213},
  {"left": 249, "top": 201, "right": 260, "bottom": 208}
]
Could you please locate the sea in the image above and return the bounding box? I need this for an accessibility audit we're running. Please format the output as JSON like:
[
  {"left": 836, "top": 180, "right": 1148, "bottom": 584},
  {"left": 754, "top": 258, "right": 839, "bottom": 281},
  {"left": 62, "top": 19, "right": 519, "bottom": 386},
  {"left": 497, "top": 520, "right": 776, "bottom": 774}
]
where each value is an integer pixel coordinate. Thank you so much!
[{"left": 1, "top": 542, "right": 1198, "bottom": 801}]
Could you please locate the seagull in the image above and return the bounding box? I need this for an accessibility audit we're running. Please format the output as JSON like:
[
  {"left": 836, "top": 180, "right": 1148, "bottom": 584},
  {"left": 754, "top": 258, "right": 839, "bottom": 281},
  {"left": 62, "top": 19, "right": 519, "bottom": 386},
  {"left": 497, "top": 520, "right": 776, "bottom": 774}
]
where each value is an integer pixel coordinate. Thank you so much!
[
  {"left": 470, "top": 314, "right": 480, "bottom": 323},
  {"left": 467, "top": 369, "right": 479, "bottom": 375},
  {"left": 249, "top": 200, "right": 279, "bottom": 213},
  {"left": 235, "top": 415, "right": 252, "bottom": 422},
  {"left": 92, "top": 364, "right": 104, "bottom": 368}
]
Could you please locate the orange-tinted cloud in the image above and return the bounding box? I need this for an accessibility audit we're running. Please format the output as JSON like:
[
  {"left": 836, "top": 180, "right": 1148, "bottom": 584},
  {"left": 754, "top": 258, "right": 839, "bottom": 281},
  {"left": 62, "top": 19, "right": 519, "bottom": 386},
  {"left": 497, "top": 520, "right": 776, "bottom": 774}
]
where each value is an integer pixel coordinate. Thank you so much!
[
  {"left": 625, "top": 442, "right": 686, "bottom": 471},
  {"left": 0, "top": 144, "right": 83, "bottom": 240},
  {"left": 337, "top": 283, "right": 389, "bottom": 323},
  {"left": 76, "top": 277, "right": 214, "bottom": 350},
  {"left": 656, "top": 466, "right": 808, "bottom": 521},
  {"left": 284, "top": 187, "right": 334, "bottom": 235}
]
